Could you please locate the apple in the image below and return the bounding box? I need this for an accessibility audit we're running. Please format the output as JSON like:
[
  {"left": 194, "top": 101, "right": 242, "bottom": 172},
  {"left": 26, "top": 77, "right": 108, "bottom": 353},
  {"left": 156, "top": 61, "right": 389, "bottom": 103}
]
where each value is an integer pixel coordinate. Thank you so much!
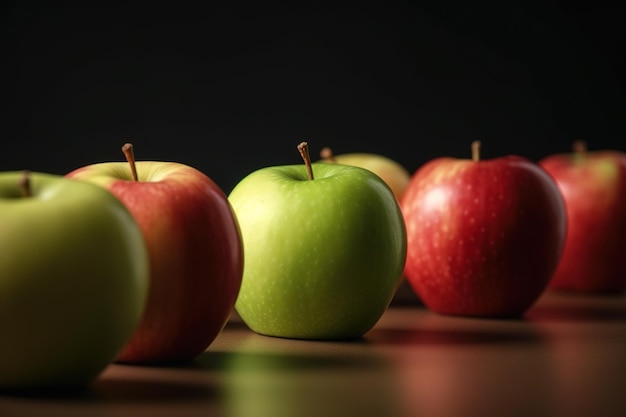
[
  {"left": 0, "top": 171, "right": 149, "bottom": 390},
  {"left": 539, "top": 141, "right": 626, "bottom": 293},
  {"left": 400, "top": 141, "right": 566, "bottom": 317},
  {"left": 317, "top": 148, "right": 416, "bottom": 305},
  {"left": 317, "top": 147, "right": 415, "bottom": 304},
  {"left": 319, "top": 147, "right": 411, "bottom": 200},
  {"left": 66, "top": 143, "right": 244, "bottom": 364},
  {"left": 228, "top": 142, "right": 406, "bottom": 340}
]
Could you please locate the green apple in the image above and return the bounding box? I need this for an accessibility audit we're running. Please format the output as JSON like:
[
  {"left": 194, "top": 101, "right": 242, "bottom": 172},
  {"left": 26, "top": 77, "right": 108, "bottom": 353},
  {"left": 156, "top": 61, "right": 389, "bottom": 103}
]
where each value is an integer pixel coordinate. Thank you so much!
[
  {"left": 318, "top": 147, "right": 414, "bottom": 305},
  {"left": 228, "top": 142, "right": 407, "bottom": 340},
  {"left": 319, "top": 147, "right": 411, "bottom": 200},
  {"left": 0, "top": 171, "right": 149, "bottom": 390}
]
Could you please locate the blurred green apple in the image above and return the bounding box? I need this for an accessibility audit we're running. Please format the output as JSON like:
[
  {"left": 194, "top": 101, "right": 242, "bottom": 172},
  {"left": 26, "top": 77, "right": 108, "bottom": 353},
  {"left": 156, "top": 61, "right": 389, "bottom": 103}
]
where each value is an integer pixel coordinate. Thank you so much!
[
  {"left": 0, "top": 171, "right": 148, "bottom": 390},
  {"left": 228, "top": 143, "right": 406, "bottom": 340}
]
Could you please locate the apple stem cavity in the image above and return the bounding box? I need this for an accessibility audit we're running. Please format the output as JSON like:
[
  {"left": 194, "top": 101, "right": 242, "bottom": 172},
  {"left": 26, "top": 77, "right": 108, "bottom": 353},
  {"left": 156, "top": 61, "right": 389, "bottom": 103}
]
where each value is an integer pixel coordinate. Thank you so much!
[
  {"left": 471, "top": 140, "right": 481, "bottom": 162},
  {"left": 122, "top": 143, "right": 139, "bottom": 182},
  {"left": 320, "top": 147, "right": 337, "bottom": 162},
  {"left": 298, "top": 141, "right": 315, "bottom": 180},
  {"left": 20, "top": 170, "right": 32, "bottom": 198}
]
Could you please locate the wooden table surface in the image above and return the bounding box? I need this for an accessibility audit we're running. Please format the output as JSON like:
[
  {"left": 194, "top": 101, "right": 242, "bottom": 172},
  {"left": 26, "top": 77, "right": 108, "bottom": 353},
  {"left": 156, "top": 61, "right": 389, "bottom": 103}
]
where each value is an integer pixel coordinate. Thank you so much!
[{"left": 1, "top": 289, "right": 625, "bottom": 417}]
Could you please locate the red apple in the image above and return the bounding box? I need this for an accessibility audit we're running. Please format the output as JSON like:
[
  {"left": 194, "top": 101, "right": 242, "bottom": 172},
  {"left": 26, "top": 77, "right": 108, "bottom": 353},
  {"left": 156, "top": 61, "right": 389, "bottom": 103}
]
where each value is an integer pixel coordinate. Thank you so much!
[
  {"left": 539, "top": 141, "right": 626, "bottom": 293},
  {"left": 66, "top": 143, "right": 243, "bottom": 364},
  {"left": 400, "top": 141, "right": 566, "bottom": 317}
]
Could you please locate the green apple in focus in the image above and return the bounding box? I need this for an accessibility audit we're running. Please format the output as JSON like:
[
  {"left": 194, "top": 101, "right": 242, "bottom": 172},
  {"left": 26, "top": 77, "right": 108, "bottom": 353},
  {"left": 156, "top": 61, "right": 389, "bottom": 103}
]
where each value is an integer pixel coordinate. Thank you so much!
[
  {"left": 319, "top": 147, "right": 411, "bottom": 200},
  {"left": 228, "top": 142, "right": 407, "bottom": 340},
  {"left": 319, "top": 146, "right": 415, "bottom": 305},
  {"left": 0, "top": 171, "right": 149, "bottom": 390}
]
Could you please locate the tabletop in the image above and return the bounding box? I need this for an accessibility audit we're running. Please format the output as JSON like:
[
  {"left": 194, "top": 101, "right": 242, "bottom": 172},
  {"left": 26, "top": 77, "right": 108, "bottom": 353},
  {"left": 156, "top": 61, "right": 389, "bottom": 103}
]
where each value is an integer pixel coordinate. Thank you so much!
[{"left": 1, "top": 287, "right": 625, "bottom": 417}]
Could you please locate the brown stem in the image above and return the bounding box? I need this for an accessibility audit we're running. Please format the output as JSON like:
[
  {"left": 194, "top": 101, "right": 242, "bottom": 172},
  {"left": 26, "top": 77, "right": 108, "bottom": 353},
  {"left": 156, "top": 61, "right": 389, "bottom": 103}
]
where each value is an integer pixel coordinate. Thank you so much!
[
  {"left": 320, "top": 146, "right": 337, "bottom": 162},
  {"left": 573, "top": 140, "right": 587, "bottom": 157},
  {"left": 20, "top": 170, "right": 32, "bottom": 198},
  {"left": 121, "top": 143, "right": 139, "bottom": 181},
  {"left": 297, "top": 141, "right": 315, "bottom": 180},
  {"left": 471, "top": 140, "right": 481, "bottom": 162}
]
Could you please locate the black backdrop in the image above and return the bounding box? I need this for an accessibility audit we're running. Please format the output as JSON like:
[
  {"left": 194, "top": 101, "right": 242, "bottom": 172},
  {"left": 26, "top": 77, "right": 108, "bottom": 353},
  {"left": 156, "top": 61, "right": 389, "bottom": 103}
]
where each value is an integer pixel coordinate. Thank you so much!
[{"left": 1, "top": 1, "right": 624, "bottom": 193}]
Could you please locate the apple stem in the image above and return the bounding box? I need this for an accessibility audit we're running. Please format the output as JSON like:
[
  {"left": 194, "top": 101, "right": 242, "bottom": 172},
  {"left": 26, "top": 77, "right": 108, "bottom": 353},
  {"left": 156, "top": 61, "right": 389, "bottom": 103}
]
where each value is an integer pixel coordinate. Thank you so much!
[
  {"left": 20, "top": 170, "right": 32, "bottom": 198},
  {"left": 573, "top": 140, "right": 587, "bottom": 157},
  {"left": 121, "top": 143, "right": 139, "bottom": 181},
  {"left": 320, "top": 146, "right": 337, "bottom": 162},
  {"left": 471, "top": 140, "right": 481, "bottom": 162},
  {"left": 297, "top": 141, "right": 315, "bottom": 180}
]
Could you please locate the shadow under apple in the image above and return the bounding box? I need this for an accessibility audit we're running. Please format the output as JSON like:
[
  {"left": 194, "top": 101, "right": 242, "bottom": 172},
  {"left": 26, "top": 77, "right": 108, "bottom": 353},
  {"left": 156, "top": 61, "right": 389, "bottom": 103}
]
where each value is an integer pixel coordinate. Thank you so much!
[
  {"left": 1, "top": 377, "right": 217, "bottom": 404},
  {"left": 366, "top": 326, "right": 546, "bottom": 346},
  {"left": 526, "top": 293, "right": 626, "bottom": 322}
]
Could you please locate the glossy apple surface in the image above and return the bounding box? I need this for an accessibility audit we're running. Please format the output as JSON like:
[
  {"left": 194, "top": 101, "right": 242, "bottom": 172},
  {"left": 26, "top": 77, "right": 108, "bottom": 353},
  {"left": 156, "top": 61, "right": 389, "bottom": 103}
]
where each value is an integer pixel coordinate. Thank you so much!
[
  {"left": 67, "top": 150, "right": 243, "bottom": 364},
  {"left": 319, "top": 147, "right": 411, "bottom": 200},
  {"left": 0, "top": 172, "right": 149, "bottom": 390},
  {"left": 228, "top": 144, "right": 406, "bottom": 339},
  {"left": 400, "top": 142, "right": 566, "bottom": 317},
  {"left": 540, "top": 142, "right": 626, "bottom": 293}
]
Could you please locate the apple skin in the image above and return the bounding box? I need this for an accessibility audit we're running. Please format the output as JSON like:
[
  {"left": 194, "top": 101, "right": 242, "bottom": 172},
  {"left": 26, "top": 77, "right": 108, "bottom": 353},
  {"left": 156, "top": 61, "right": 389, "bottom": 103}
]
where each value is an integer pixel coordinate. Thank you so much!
[
  {"left": 319, "top": 152, "right": 414, "bottom": 305},
  {"left": 320, "top": 152, "right": 411, "bottom": 200},
  {"left": 400, "top": 154, "right": 566, "bottom": 317},
  {"left": 228, "top": 162, "right": 407, "bottom": 339},
  {"left": 66, "top": 161, "right": 243, "bottom": 363},
  {"left": 539, "top": 148, "right": 626, "bottom": 293},
  {"left": 0, "top": 172, "right": 149, "bottom": 390}
]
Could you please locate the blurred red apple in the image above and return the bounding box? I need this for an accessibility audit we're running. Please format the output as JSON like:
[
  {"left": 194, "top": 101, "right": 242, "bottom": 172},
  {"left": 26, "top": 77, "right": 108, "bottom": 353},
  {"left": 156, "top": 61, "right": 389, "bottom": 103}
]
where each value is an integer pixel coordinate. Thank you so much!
[
  {"left": 540, "top": 141, "right": 626, "bottom": 293},
  {"left": 67, "top": 143, "right": 244, "bottom": 363},
  {"left": 400, "top": 141, "right": 566, "bottom": 317}
]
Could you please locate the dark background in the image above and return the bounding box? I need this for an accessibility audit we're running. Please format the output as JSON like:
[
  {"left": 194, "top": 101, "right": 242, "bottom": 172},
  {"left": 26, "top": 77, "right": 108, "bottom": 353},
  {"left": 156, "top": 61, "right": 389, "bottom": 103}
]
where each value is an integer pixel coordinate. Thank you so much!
[{"left": 1, "top": 0, "right": 624, "bottom": 193}]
